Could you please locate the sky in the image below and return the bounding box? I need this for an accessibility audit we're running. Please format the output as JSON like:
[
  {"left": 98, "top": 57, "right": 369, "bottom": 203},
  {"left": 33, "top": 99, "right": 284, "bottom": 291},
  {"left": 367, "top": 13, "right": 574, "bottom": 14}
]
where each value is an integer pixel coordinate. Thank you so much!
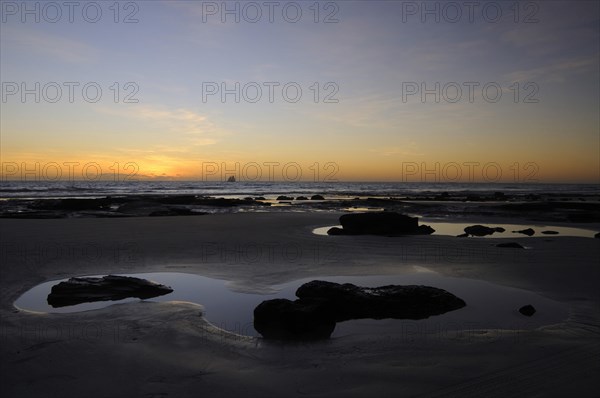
[{"left": 1, "top": 0, "right": 599, "bottom": 182}]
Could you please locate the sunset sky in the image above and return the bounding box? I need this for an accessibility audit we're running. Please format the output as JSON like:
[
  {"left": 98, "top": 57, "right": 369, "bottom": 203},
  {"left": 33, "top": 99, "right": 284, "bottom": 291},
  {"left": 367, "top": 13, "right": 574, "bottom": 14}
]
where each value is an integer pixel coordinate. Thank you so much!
[{"left": 1, "top": 1, "right": 599, "bottom": 182}]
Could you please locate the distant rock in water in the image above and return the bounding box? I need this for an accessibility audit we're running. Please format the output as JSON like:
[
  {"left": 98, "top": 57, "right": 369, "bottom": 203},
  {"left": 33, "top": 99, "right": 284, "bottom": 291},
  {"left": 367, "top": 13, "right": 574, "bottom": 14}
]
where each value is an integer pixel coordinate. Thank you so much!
[
  {"left": 254, "top": 280, "right": 466, "bottom": 340},
  {"left": 513, "top": 228, "right": 535, "bottom": 236},
  {"left": 464, "top": 225, "right": 504, "bottom": 237},
  {"left": 311, "top": 195, "right": 325, "bottom": 200},
  {"left": 296, "top": 196, "right": 309, "bottom": 201},
  {"left": 276, "top": 195, "right": 294, "bottom": 201},
  {"left": 496, "top": 242, "right": 525, "bottom": 249},
  {"left": 541, "top": 230, "right": 559, "bottom": 235},
  {"left": 596, "top": 232, "right": 600, "bottom": 239},
  {"left": 47, "top": 275, "right": 173, "bottom": 308},
  {"left": 331, "top": 212, "right": 434, "bottom": 236},
  {"left": 519, "top": 304, "right": 536, "bottom": 317}
]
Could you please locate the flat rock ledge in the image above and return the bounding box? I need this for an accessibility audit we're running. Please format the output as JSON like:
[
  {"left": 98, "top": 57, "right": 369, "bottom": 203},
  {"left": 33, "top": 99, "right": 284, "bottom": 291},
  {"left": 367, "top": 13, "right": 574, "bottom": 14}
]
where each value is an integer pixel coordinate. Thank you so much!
[
  {"left": 254, "top": 280, "right": 466, "bottom": 340},
  {"left": 47, "top": 275, "right": 174, "bottom": 308}
]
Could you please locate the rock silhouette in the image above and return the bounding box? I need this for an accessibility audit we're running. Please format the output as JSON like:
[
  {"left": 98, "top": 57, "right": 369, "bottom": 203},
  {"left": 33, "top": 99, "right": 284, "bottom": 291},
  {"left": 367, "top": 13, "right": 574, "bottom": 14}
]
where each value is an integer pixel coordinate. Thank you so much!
[
  {"left": 519, "top": 304, "right": 536, "bottom": 316},
  {"left": 254, "top": 280, "right": 466, "bottom": 340},
  {"left": 464, "top": 225, "right": 504, "bottom": 237},
  {"left": 47, "top": 275, "right": 173, "bottom": 308},
  {"left": 327, "top": 212, "right": 434, "bottom": 236},
  {"left": 513, "top": 228, "right": 535, "bottom": 236}
]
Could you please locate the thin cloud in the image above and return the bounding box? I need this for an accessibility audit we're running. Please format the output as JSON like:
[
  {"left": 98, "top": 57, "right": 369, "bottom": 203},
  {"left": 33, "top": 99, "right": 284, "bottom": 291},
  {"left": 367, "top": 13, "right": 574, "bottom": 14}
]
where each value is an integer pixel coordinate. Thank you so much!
[{"left": 2, "top": 26, "right": 97, "bottom": 64}]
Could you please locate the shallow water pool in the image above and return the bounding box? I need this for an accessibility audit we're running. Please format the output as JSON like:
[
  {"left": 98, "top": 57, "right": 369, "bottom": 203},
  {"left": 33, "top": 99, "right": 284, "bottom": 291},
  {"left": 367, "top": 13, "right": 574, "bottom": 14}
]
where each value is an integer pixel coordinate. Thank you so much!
[
  {"left": 313, "top": 222, "right": 597, "bottom": 238},
  {"left": 15, "top": 269, "right": 569, "bottom": 338}
]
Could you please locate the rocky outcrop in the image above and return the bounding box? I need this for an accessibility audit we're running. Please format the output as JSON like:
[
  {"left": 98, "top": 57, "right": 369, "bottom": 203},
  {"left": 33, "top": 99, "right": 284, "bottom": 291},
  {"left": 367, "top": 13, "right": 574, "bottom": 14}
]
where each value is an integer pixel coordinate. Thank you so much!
[
  {"left": 464, "top": 225, "right": 504, "bottom": 237},
  {"left": 311, "top": 195, "right": 325, "bottom": 200},
  {"left": 47, "top": 275, "right": 173, "bottom": 308},
  {"left": 327, "top": 212, "right": 435, "bottom": 236},
  {"left": 254, "top": 280, "right": 466, "bottom": 340}
]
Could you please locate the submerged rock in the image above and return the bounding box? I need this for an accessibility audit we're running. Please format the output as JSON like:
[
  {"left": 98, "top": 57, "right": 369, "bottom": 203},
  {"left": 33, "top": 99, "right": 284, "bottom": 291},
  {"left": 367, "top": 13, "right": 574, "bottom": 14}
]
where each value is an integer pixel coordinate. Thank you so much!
[
  {"left": 276, "top": 195, "right": 294, "bottom": 201},
  {"left": 296, "top": 196, "right": 309, "bottom": 201},
  {"left": 47, "top": 275, "right": 173, "bottom": 308},
  {"left": 464, "top": 225, "right": 504, "bottom": 237},
  {"left": 332, "top": 212, "right": 433, "bottom": 236},
  {"left": 519, "top": 304, "right": 536, "bottom": 317},
  {"left": 311, "top": 195, "right": 325, "bottom": 200},
  {"left": 541, "top": 230, "right": 559, "bottom": 235},
  {"left": 254, "top": 280, "right": 466, "bottom": 340},
  {"left": 496, "top": 242, "right": 525, "bottom": 249},
  {"left": 513, "top": 228, "right": 535, "bottom": 236}
]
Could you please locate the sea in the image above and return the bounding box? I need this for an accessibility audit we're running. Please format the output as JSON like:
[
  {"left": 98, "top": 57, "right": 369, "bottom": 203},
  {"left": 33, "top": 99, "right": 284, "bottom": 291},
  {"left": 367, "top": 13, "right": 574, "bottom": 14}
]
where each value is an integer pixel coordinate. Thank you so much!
[{"left": 1, "top": 180, "right": 598, "bottom": 199}]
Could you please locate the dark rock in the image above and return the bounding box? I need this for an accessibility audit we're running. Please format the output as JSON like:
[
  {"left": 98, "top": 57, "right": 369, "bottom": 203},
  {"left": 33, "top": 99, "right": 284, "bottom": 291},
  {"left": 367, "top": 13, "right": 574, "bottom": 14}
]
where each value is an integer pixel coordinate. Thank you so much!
[
  {"left": 47, "top": 275, "right": 173, "bottom": 308},
  {"left": 117, "top": 201, "right": 162, "bottom": 212},
  {"left": 496, "top": 242, "right": 525, "bottom": 249},
  {"left": 255, "top": 197, "right": 266, "bottom": 200},
  {"left": 416, "top": 224, "right": 435, "bottom": 235},
  {"left": 32, "top": 197, "right": 112, "bottom": 211},
  {"left": 595, "top": 232, "right": 600, "bottom": 239},
  {"left": 513, "top": 228, "right": 535, "bottom": 236},
  {"left": 464, "top": 225, "right": 501, "bottom": 237},
  {"left": 276, "top": 196, "right": 294, "bottom": 201},
  {"left": 327, "top": 227, "right": 345, "bottom": 235},
  {"left": 296, "top": 196, "right": 309, "bottom": 201},
  {"left": 339, "top": 212, "right": 419, "bottom": 235},
  {"left": 541, "top": 230, "right": 559, "bottom": 235},
  {"left": 253, "top": 299, "right": 336, "bottom": 340},
  {"left": 456, "top": 233, "right": 469, "bottom": 238},
  {"left": 519, "top": 304, "right": 536, "bottom": 316},
  {"left": 155, "top": 195, "right": 197, "bottom": 205},
  {"left": 254, "top": 280, "right": 466, "bottom": 340},
  {"left": 495, "top": 227, "right": 506, "bottom": 233},
  {"left": 311, "top": 195, "right": 325, "bottom": 200}
]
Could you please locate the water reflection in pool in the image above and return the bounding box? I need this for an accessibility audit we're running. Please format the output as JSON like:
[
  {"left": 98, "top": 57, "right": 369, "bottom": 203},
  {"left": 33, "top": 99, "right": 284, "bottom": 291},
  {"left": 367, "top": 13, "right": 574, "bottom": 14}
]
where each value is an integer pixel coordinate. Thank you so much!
[
  {"left": 313, "top": 222, "right": 597, "bottom": 238},
  {"left": 15, "top": 270, "right": 569, "bottom": 337}
]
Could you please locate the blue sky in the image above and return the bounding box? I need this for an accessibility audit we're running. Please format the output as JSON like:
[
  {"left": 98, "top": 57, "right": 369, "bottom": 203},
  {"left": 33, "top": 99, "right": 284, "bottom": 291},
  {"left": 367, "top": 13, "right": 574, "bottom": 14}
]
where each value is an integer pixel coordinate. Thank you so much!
[{"left": 1, "top": 1, "right": 599, "bottom": 181}]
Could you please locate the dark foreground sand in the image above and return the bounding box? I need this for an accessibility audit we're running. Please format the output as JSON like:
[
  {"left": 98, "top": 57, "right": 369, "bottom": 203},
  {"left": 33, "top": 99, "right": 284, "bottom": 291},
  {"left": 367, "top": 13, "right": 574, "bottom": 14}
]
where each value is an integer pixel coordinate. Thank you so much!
[{"left": 1, "top": 213, "right": 599, "bottom": 397}]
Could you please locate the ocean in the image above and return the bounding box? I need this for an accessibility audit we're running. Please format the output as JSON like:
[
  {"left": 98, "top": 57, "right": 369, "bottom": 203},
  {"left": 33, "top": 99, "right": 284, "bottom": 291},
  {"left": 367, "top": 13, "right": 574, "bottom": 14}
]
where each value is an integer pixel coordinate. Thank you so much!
[{"left": 1, "top": 180, "right": 598, "bottom": 199}]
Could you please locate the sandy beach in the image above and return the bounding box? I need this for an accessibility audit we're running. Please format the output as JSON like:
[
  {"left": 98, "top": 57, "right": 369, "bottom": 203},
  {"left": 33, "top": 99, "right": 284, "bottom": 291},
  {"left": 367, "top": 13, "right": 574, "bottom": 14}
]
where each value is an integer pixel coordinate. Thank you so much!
[{"left": 1, "top": 212, "right": 599, "bottom": 397}]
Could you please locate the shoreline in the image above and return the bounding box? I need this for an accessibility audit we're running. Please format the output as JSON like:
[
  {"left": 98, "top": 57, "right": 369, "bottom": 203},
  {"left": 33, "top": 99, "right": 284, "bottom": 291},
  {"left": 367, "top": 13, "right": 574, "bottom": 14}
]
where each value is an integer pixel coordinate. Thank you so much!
[{"left": 1, "top": 212, "right": 599, "bottom": 397}]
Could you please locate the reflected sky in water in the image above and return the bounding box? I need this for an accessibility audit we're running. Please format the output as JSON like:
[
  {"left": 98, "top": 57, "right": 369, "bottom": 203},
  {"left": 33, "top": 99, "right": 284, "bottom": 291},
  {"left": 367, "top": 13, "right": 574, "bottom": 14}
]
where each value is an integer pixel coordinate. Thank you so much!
[
  {"left": 313, "top": 222, "right": 597, "bottom": 238},
  {"left": 15, "top": 270, "right": 569, "bottom": 338}
]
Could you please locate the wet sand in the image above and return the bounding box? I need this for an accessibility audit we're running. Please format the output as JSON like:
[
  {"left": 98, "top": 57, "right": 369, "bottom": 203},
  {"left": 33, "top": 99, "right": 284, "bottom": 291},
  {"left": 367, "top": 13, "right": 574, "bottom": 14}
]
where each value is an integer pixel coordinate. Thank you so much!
[{"left": 1, "top": 213, "right": 599, "bottom": 397}]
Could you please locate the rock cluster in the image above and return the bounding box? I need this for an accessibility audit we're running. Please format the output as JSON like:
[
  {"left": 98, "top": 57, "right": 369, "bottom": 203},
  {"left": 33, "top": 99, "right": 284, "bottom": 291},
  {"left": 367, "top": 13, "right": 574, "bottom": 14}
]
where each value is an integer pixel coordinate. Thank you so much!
[{"left": 254, "top": 280, "right": 466, "bottom": 340}]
